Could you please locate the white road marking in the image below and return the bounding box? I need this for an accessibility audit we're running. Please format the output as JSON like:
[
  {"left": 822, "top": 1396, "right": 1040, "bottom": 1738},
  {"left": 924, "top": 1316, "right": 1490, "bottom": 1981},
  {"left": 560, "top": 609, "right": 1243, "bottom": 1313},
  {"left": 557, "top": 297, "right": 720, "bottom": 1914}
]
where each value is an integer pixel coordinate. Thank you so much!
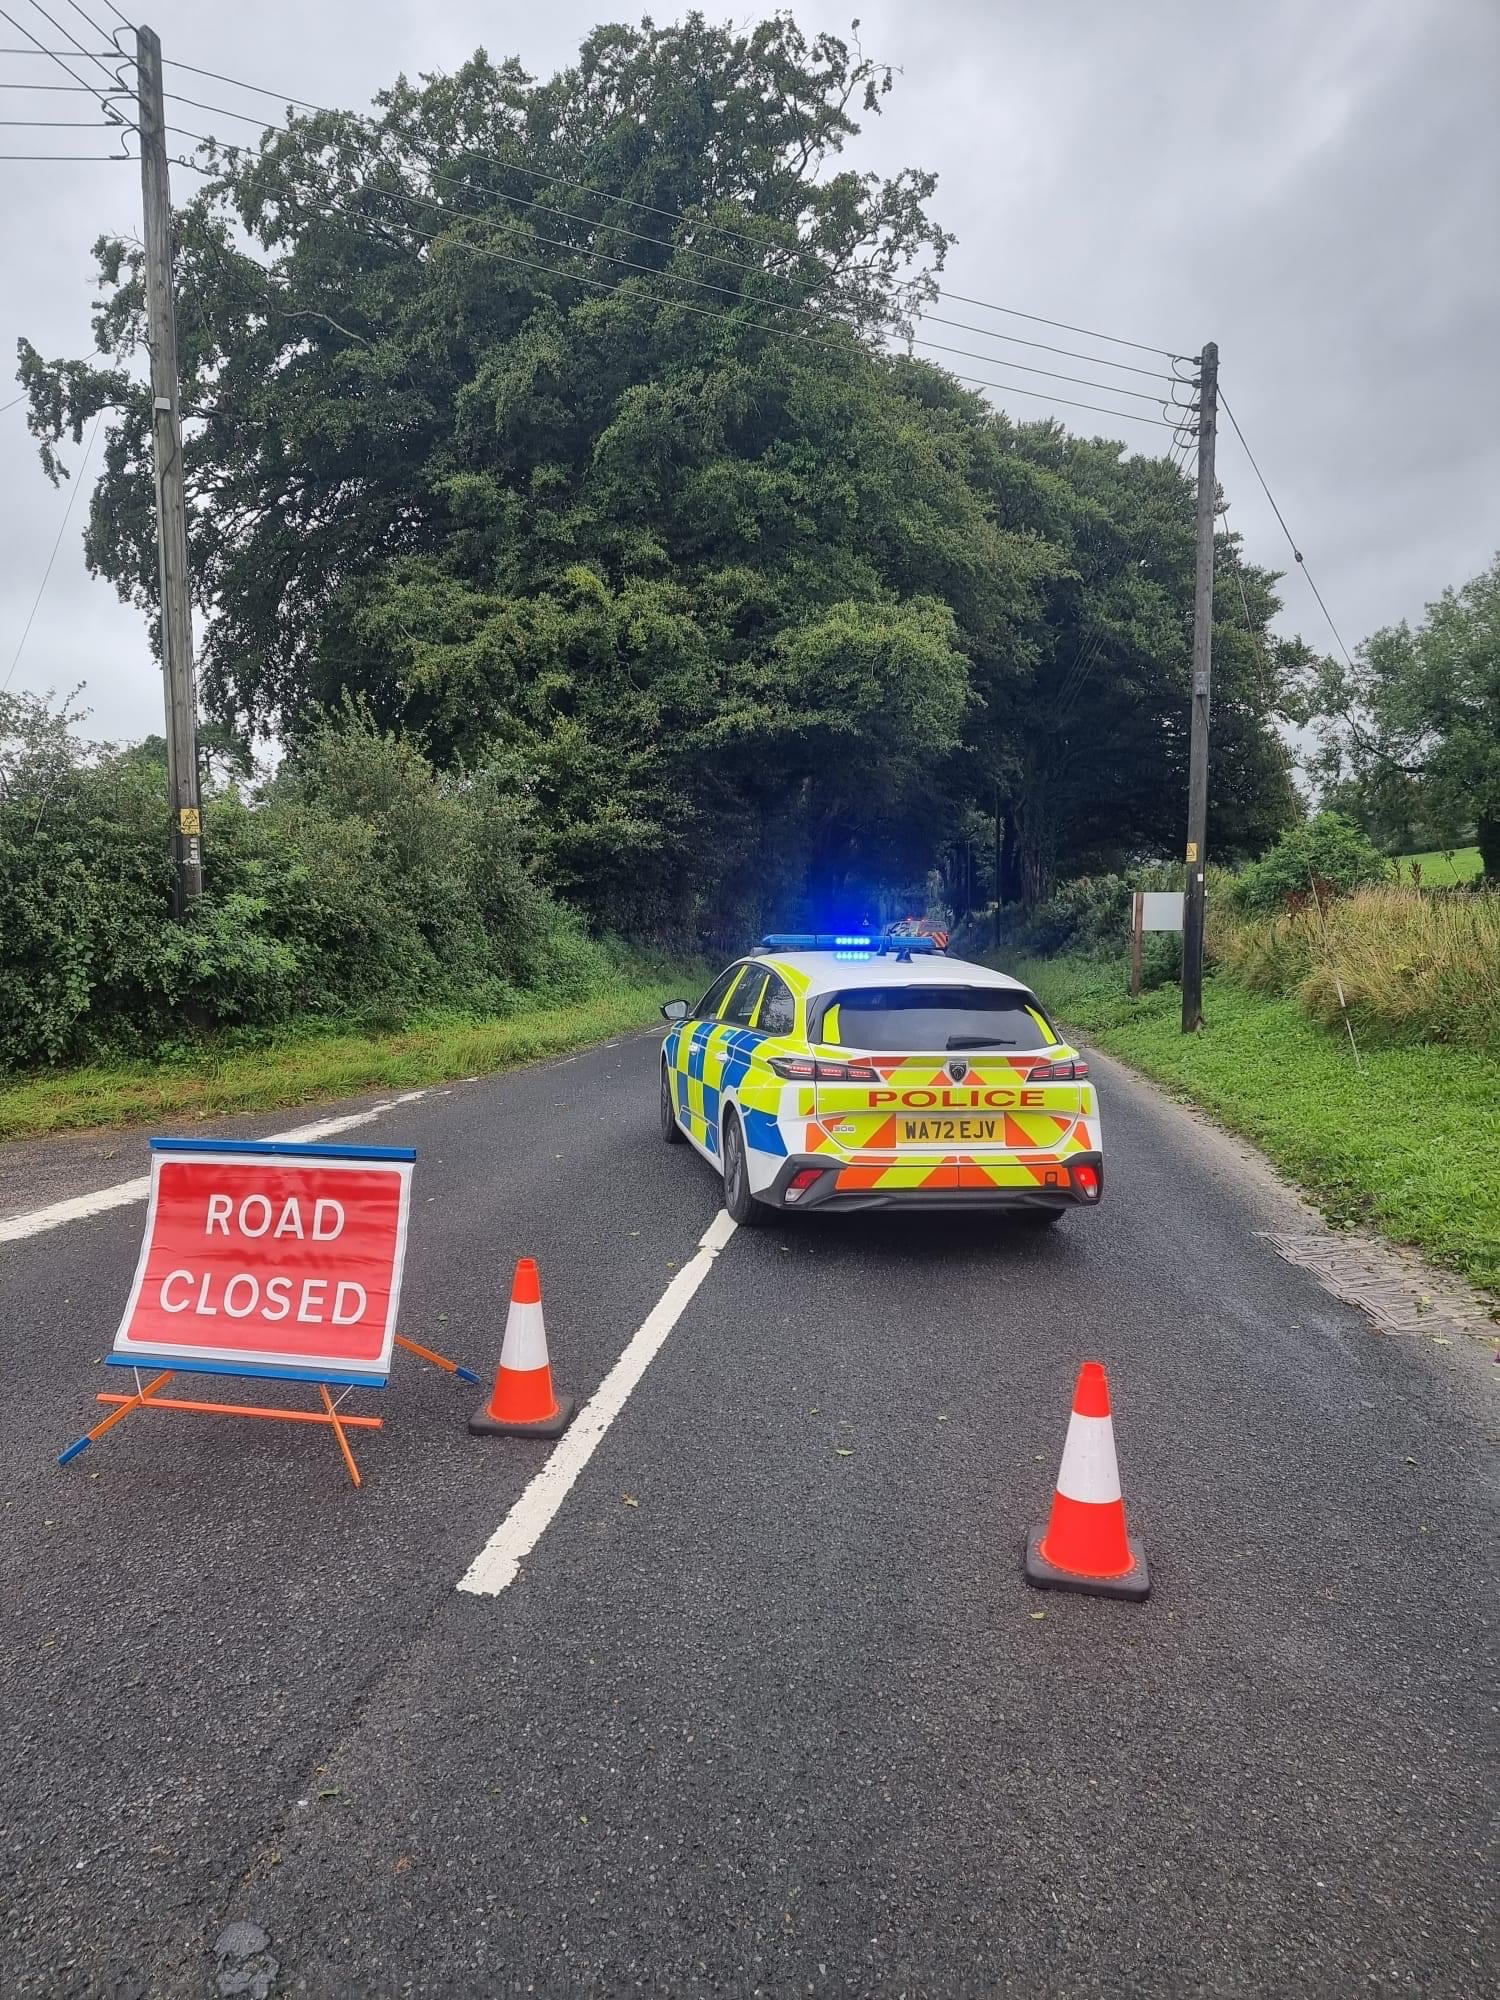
[
  {"left": 457, "top": 1210, "right": 739, "bottom": 1597},
  {"left": 0, "top": 1091, "right": 429, "bottom": 1245}
]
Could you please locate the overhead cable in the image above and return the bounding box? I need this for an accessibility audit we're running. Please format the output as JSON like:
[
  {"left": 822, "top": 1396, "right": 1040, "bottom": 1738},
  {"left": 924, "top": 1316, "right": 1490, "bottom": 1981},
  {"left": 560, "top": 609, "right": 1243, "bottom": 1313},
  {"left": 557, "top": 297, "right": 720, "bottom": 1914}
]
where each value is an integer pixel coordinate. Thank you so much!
[{"left": 1219, "top": 388, "right": 1356, "bottom": 668}]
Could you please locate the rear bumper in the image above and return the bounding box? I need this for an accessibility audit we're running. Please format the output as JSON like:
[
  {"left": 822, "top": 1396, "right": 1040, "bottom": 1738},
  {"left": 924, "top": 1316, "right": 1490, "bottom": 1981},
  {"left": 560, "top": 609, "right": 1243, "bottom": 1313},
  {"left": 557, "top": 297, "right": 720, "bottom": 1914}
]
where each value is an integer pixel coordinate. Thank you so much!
[{"left": 763, "top": 1153, "right": 1104, "bottom": 1214}]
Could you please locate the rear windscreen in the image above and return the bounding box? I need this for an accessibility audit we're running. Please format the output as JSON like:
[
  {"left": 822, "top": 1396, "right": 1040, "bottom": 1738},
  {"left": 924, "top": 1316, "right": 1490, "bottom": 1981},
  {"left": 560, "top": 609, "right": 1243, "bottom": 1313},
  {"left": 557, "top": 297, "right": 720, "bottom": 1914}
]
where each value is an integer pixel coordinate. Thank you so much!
[{"left": 814, "top": 986, "right": 1055, "bottom": 1052}]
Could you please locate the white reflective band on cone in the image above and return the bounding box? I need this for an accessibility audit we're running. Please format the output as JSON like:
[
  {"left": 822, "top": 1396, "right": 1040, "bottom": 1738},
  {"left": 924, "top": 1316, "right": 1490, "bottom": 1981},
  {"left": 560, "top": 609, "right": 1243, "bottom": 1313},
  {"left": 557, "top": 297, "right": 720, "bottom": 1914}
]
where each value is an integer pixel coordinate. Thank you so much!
[
  {"left": 1054, "top": 1410, "right": 1122, "bottom": 1505},
  {"left": 498, "top": 1299, "right": 550, "bottom": 1373}
]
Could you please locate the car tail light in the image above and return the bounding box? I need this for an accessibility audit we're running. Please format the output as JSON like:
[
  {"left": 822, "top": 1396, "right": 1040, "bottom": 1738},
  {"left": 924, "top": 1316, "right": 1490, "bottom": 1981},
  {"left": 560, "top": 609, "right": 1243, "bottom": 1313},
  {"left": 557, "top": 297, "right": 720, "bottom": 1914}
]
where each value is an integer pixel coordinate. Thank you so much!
[
  {"left": 1028, "top": 1058, "right": 1089, "bottom": 1082},
  {"left": 1070, "top": 1161, "right": 1101, "bottom": 1201},
  {"left": 784, "top": 1167, "right": 823, "bottom": 1204},
  {"left": 769, "top": 1057, "right": 879, "bottom": 1083}
]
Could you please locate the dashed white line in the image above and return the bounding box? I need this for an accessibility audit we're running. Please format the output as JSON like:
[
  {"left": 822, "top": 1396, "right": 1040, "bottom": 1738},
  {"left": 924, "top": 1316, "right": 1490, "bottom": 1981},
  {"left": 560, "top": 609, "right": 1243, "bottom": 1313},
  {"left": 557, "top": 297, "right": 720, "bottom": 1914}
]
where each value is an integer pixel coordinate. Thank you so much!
[
  {"left": 0, "top": 1091, "right": 429, "bottom": 1245},
  {"left": 457, "top": 1210, "right": 738, "bottom": 1597}
]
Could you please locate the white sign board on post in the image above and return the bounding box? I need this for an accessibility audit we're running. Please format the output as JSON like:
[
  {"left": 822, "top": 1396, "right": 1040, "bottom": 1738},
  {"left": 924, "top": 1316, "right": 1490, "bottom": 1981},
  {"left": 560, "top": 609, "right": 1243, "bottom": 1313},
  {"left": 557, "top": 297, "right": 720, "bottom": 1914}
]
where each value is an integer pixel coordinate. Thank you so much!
[
  {"left": 1129, "top": 890, "right": 1187, "bottom": 998},
  {"left": 1139, "top": 892, "right": 1185, "bottom": 932}
]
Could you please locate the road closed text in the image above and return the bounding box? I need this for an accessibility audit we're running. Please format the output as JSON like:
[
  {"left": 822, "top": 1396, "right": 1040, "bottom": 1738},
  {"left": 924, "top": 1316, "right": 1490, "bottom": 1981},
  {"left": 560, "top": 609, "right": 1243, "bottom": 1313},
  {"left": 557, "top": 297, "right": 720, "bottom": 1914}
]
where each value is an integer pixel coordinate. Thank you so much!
[
  {"left": 159, "top": 1270, "right": 368, "bottom": 1324},
  {"left": 155, "top": 1191, "right": 365, "bottom": 1322}
]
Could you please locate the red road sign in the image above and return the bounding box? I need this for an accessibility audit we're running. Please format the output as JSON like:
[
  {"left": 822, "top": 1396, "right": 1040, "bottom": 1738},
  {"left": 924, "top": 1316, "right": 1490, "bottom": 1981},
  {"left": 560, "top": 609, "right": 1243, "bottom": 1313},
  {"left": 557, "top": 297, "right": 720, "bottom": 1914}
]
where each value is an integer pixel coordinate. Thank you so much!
[{"left": 112, "top": 1140, "right": 415, "bottom": 1385}]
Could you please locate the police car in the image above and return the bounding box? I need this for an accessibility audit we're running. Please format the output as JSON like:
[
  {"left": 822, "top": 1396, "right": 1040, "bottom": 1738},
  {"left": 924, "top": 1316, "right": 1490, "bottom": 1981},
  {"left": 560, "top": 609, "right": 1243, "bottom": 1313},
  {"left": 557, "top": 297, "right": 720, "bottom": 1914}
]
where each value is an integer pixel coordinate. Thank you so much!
[{"left": 660, "top": 933, "right": 1102, "bottom": 1226}]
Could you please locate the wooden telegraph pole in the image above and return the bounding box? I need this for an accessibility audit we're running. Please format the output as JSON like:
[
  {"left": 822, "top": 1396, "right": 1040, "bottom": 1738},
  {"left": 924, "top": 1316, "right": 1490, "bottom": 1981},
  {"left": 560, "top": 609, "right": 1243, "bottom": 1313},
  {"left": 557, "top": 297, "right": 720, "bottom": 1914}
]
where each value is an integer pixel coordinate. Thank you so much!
[
  {"left": 136, "top": 23, "right": 202, "bottom": 913},
  {"left": 1181, "top": 340, "right": 1218, "bottom": 1031}
]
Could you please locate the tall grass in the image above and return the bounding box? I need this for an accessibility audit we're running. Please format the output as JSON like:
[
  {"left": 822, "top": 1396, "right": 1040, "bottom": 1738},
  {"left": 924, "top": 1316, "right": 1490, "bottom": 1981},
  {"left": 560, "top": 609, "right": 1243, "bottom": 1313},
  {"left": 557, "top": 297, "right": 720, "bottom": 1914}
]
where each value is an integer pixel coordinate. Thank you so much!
[{"left": 1214, "top": 885, "right": 1500, "bottom": 1049}]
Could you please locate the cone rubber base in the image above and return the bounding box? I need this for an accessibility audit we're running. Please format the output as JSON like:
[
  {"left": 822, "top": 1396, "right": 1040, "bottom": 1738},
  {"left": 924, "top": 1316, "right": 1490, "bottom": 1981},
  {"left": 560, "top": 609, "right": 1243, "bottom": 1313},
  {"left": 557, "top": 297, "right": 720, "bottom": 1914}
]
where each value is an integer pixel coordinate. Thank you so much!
[
  {"left": 1024, "top": 1524, "right": 1150, "bottom": 1601},
  {"left": 469, "top": 1393, "right": 575, "bottom": 1440}
]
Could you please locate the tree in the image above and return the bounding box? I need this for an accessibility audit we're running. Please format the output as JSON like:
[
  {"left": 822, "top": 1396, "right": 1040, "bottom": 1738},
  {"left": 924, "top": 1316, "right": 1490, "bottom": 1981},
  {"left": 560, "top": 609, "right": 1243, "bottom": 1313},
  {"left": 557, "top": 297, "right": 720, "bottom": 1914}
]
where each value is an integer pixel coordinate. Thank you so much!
[
  {"left": 17, "top": 12, "right": 1299, "bottom": 936},
  {"left": 1300, "top": 553, "right": 1500, "bottom": 879},
  {"left": 924, "top": 391, "right": 1300, "bottom": 902}
]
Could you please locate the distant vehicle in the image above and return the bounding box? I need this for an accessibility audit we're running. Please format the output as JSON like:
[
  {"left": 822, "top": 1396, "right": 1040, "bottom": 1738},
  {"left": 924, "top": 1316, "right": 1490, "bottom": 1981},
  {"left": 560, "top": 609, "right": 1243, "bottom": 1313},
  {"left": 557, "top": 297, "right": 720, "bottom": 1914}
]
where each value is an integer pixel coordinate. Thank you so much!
[{"left": 659, "top": 933, "right": 1102, "bottom": 1226}]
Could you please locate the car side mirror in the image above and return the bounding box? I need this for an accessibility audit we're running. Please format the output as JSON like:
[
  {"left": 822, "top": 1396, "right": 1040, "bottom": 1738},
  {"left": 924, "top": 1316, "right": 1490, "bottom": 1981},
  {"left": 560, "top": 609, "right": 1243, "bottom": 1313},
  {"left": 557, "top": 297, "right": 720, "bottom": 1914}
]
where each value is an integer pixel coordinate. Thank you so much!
[{"left": 661, "top": 999, "right": 690, "bottom": 1022}]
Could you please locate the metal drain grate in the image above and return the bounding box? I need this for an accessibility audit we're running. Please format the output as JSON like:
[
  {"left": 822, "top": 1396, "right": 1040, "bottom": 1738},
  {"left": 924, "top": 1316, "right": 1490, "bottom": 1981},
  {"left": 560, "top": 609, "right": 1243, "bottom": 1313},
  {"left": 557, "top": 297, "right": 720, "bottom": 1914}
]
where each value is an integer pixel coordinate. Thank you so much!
[{"left": 1259, "top": 1232, "right": 1498, "bottom": 1345}]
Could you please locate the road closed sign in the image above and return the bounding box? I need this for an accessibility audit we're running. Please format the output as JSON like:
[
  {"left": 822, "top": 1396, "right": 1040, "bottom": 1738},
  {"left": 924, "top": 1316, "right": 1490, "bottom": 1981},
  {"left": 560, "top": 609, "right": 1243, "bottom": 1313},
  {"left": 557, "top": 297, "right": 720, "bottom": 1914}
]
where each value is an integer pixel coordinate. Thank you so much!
[{"left": 112, "top": 1139, "right": 415, "bottom": 1385}]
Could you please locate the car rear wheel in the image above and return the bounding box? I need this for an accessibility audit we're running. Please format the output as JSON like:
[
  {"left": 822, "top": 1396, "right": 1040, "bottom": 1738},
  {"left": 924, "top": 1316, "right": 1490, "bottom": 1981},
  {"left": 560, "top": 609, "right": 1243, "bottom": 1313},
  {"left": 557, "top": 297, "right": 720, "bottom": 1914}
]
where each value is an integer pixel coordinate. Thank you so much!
[
  {"left": 660, "top": 1061, "right": 685, "bottom": 1143},
  {"left": 721, "top": 1109, "right": 768, "bottom": 1227}
]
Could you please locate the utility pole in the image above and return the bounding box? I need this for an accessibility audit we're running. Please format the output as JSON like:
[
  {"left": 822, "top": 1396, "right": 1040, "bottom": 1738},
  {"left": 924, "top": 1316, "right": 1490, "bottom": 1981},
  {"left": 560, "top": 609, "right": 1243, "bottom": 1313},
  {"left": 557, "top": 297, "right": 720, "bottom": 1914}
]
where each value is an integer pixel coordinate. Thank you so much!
[
  {"left": 136, "top": 23, "right": 202, "bottom": 914},
  {"left": 1181, "top": 339, "right": 1217, "bottom": 1031}
]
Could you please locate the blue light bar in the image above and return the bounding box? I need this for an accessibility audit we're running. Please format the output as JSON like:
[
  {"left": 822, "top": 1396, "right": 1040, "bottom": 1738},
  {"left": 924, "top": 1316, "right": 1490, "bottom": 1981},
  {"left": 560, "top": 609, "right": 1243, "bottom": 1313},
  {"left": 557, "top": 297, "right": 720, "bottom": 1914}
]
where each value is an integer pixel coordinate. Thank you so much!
[
  {"left": 759, "top": 932, "right": 941, "bottom": 955},
  {"left": 760, "top": 932, "right": 870, "bottom": 950}
]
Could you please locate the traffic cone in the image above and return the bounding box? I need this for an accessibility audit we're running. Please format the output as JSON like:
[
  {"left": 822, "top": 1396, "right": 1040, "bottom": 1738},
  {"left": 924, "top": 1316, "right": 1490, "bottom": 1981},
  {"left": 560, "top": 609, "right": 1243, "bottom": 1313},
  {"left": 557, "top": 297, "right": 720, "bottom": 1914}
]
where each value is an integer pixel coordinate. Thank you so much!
[
  {"left": 469, "top": 1257, "right": 575, "bottom": 1439},
  {"left": 1025, "top": 1361, "right": 1149, "bottom": 1600}
]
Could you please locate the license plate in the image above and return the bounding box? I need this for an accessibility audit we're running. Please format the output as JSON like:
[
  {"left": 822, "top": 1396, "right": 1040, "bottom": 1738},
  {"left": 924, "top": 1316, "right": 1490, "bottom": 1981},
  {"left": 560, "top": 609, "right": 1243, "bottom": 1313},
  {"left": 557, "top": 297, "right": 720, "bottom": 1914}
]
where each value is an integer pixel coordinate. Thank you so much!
[{"left": 901, "top": 1117, "right": 1001, "bottom": 1144}]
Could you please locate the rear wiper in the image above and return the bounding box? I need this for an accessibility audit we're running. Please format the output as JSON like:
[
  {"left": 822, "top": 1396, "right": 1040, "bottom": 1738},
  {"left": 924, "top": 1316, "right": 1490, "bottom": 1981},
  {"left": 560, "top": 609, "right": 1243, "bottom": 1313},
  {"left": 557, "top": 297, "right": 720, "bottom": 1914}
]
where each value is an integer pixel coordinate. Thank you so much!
[{"left": 946, "top": 1034, "right": 1015, "bottom": 1048}]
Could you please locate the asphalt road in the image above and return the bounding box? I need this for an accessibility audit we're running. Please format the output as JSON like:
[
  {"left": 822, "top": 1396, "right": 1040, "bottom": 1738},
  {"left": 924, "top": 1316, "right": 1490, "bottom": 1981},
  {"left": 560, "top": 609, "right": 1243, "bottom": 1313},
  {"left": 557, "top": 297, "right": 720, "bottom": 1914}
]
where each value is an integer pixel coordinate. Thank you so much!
[{"left": 1, "top": 1031, "right": 1495, "bottom": 1999}]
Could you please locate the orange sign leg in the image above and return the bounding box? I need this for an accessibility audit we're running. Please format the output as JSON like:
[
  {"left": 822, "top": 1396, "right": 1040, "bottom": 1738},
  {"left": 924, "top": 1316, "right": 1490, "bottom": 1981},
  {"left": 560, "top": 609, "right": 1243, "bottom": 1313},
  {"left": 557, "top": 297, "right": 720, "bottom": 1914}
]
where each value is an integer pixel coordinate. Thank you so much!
[
  {"left": 64, "top": 1376, "right": 382, "bottom": 1486},
  {"left": 57, "top": 1371, "right": 176, "bottom": 1463},
  {"left": 319, "top": 1382, "right": 362, "bottom": 1487}
]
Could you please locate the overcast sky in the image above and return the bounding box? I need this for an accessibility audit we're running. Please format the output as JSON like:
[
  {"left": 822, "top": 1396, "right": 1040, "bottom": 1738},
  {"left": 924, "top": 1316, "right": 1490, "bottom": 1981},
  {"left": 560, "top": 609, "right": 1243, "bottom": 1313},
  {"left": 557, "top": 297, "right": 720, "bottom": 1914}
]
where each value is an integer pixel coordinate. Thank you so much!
[{"left": 3, "top": 0, "right": 1497, "bottom": 746}]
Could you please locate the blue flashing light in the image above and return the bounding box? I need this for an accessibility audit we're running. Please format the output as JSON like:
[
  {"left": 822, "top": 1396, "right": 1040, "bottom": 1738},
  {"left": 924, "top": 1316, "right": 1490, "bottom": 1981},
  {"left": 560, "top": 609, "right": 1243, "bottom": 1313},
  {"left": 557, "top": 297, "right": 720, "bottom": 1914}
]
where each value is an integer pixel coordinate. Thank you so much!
[
  {"left": 759, "top": 931, "right": 942, "bottom": 956},
  {"left": 760, "top": 932, "right": 869, "bottom": 950}
]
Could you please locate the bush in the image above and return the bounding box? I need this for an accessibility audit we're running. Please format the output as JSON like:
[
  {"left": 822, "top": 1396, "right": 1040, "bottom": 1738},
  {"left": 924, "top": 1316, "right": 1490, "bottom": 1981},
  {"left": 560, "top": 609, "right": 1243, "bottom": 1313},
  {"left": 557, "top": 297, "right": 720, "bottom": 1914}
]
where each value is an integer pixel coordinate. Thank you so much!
[
  {"left": 998, "top": 873, "right": 1134, "bottom": 958},
  {"left": 995, "top": 862, "right": 1224, "bottom": 965},
  {"left": 1230, "top": 812, "right": 1389, "bottom": 915},
  {"left": 0, "top": 693, "right": 617, "bottom": 1070}
]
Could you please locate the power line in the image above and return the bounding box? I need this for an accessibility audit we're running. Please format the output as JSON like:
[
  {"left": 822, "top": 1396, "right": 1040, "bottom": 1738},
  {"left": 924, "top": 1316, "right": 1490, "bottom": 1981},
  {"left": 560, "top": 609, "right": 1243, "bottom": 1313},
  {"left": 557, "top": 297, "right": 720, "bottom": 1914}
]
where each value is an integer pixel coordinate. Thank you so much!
[
  {"left": 0, "top": 2, "right": 129, "bottom": 129},
  {"left": 916, "top": 288, "right": 1183, "bottom": 361},
  {"left": 24, "top": 0, "right": 125, "bottom": 92},
  {"left": 165, "top": 121, "right": 1177, "bottom": 415},
  {"left": 165, "top": 146, "right": 1178, "bottom": 430},
  {"left": 155, "top": 51, "right": 1188, "bottom": 363},
  {"left": 0, "top": 144, "right": 124, "bottom": 153},
  {"left": 2, "top": 407, "right": 100, "bottom": 693},
  {"left": 61, "top": 0, "right": 125, "bottom": 45},
  {"left": 0, "top": 5, "right": 101, "bottom": 92},
  {"left": 157, "top": 89, "right": 1180, "bottom": 386},
  {"left": 160, "top": 133, "right": 1178, "bottom": 429},
  {"left": 1219, "top": 388, "right": 1356, "bottom": 669}
]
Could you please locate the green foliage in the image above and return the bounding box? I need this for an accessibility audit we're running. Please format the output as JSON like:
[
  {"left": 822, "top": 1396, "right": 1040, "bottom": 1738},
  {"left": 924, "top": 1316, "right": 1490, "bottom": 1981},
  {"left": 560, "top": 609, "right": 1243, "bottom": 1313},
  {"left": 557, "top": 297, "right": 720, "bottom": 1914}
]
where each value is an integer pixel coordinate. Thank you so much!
[
  {"left": 18, "top": 13, "right": 1300, "bottom": 941},
  {"left": 0, "top": 693, "right": 613, "bottom": 1070},
  {"left": 1229, "top": 811, "right": 1389, "bottom": 915},
  {"left": 1013, "top": 955, "right": 1500, "bottom": 1294},
  {"left": 999, "top": 874, "right": 1134, "bottom": 958},
  {"left": 1299, "top": 552, "right": 1500, "bottom": 879},
  {"left": 0, "top": 977, "right": 697, "bottom": 1143},
  {"left": 994, "top": 860, "right": 1203, "bottom": 962}
]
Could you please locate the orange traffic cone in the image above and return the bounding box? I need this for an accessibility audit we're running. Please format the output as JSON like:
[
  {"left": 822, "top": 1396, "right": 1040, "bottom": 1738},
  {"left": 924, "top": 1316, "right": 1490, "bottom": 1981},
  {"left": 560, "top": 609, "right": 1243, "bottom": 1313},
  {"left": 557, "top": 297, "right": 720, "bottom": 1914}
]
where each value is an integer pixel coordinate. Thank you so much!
[
  {"left": 469, "top": 1257, "right": 575, "bottom": 1439},
  {"left": 1025, "top": 1361, "right": 1149, "bottom": 1600}
]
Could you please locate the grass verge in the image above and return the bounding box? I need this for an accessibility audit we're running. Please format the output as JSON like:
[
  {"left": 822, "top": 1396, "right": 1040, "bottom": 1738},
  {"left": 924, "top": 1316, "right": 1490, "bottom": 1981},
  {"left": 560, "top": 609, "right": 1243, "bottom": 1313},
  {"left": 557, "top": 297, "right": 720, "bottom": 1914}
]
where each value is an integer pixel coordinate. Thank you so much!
[
  {"left": 1013, "top": 955, "right": 1500, "bottom": 1297},
  {"left": 0, "top": 972, "right": 696, "bottom": 1144}
]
